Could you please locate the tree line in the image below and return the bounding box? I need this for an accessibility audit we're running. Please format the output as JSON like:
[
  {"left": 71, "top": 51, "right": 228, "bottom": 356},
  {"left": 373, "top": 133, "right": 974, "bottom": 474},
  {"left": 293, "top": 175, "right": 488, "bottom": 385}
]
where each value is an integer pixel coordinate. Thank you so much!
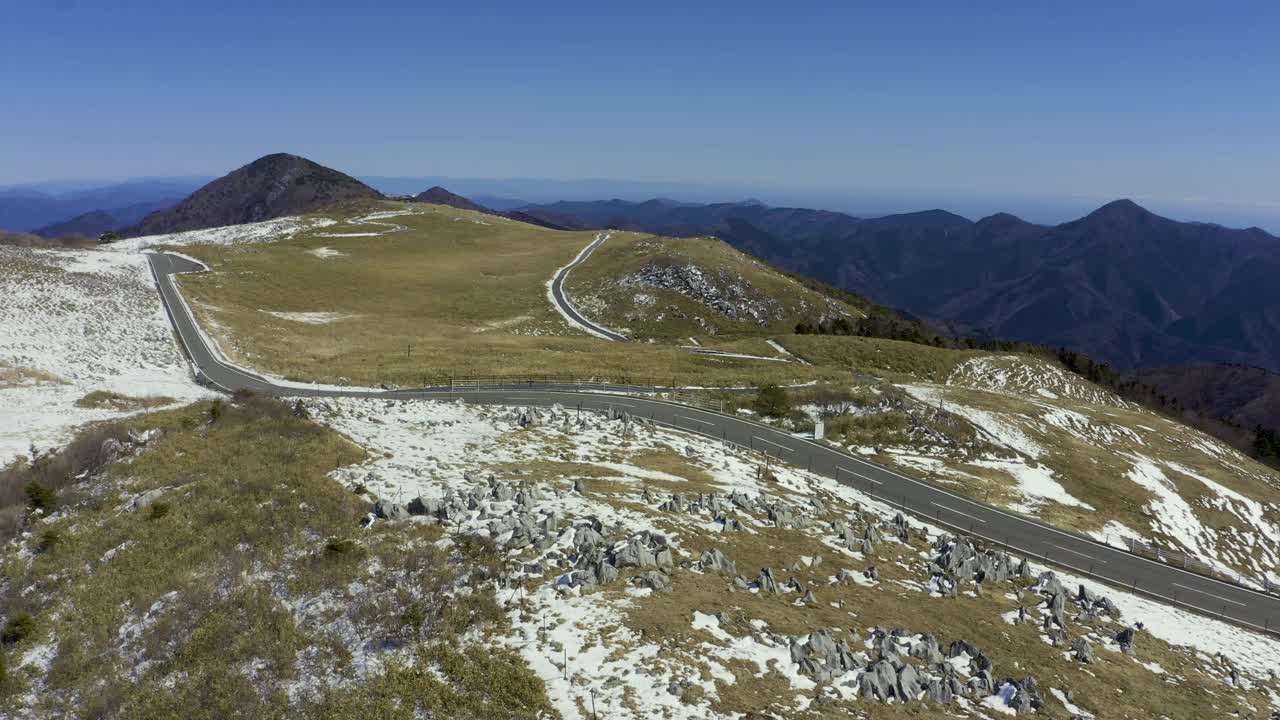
[{"left": 784, "top": 272, "right": 1280, "bottom": 469}]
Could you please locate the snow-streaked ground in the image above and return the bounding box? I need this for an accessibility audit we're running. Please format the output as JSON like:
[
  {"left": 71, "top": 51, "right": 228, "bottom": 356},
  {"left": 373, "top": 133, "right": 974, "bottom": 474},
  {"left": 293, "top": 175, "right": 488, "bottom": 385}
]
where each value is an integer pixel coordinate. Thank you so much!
[
  {"left": 305, "top": 396, "right": 1280, "bottom": 719},
  {"left": 106, "top": 216, "right": 337, "bottom": 252},
  {"left": 892, "top": 361, "right": 1280, "bottom": 587},
  {"left": 260, "top": 310, "right": 354, "bottom": 324},
  {"left": 0, "top": 245, "right": 213, "bottom": 465}
]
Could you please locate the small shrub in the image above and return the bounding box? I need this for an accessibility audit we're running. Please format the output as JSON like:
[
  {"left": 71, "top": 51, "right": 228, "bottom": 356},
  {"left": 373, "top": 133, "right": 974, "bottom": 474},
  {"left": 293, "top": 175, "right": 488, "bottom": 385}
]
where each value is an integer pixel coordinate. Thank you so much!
[
  {"left": 324, "top": 537, "right": 356, "bottom": 557},
  {"left": 25, "top": 480, "right": 54, "bottom": 511},
  {"left": 37, "top": 529, "right": 61, "bottom": 552},
  {"left": 401, "top": 601, "right": 427, "bottom": 635},
  {"left": 1, "top": 612, "right": 34, "bottom": 645},
  {"left": 148, "top": 502, "right": 170, "bottom": 521},
  {"left": 209, "top": 399, "right": 224, "bottom": 423},
  {"left": 352, "top": 483, "right": 368, "bottom": 496},
  {"left": 753, "top": 384, "right": 792, "bottom": 418}
]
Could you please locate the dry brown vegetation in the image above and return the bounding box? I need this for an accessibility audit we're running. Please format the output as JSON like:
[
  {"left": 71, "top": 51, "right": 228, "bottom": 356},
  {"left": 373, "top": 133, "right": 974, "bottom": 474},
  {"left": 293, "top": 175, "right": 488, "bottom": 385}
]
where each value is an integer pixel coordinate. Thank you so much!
[{"left": 0, "top": 397, "right": 555, "bottom": 718}]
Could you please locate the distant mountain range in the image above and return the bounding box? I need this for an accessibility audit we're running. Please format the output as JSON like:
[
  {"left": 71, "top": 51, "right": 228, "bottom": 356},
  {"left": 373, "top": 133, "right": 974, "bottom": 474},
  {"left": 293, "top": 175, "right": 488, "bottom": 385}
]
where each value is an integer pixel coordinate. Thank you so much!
[
  {"left": 33, "top": 199, "right": 179, "bottom": 238},
  {"left": 0, "top": 178, "right": 206, "bottom": 233},
  {"left": 521, "top": 198, "right": 1280, "bottom": 374},
  {"left": 14, "top": 154, "right": 1278, "bottom": 431},
  {"left": 409, "top": 185, "right": 569, "bottom": 230},
  {"left": 123, "top": 154, "right": 382, "bottom": 237}
]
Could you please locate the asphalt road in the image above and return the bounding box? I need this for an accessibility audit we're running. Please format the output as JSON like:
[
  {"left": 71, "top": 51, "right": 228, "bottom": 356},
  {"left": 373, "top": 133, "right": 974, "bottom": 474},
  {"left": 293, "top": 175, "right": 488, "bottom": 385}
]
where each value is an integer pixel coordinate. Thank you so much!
[
  {"left": 146, "top": 251, "right": 1280, "bottom": 637},
  {"left": 548, "top": 231, "right": 627, "bottom": 341}
]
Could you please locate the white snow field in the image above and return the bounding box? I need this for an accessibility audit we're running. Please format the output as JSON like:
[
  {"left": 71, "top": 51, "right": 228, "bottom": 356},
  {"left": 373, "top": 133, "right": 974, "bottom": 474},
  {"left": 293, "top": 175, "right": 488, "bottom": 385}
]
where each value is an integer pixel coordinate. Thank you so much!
[
  {"left": 0, "top": 245, "right": 213, "bottom": 465},
  {"left": 106, "top": 216, "right": 338, "bottom": 252}
]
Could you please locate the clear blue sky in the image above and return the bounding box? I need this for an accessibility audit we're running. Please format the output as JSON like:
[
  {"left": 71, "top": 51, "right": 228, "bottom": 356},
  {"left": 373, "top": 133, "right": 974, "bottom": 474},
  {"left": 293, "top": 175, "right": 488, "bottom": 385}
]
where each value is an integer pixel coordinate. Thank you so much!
[{"left": 3, "top": 1, "right": 1278, "bottom": 224}]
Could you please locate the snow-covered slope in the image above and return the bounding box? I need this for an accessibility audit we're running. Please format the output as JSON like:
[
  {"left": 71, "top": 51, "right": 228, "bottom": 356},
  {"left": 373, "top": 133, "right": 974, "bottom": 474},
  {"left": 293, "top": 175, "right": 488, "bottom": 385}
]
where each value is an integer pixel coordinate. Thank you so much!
[
  {"left": 853, "top": 355, "right": 1280, "bottom": 588},
  {"left": 306, "top": 397, "right": 1280, "bottom": 719},
  {"left": 0, "top": 245, "right": 212, "bottom": 464}
]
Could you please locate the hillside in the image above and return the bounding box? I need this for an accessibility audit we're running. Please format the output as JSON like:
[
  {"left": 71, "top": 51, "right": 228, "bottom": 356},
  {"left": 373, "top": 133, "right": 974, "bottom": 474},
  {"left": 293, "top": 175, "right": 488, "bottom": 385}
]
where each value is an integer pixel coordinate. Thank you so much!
[
  {"left": 524, "top": 198, "right": 1280, "bottom": 374},
  {"left": 123, "top": 201, "right": 855, "bottom": 387},
  {"left": 409, "top": 186, "right": 569, "bottom": 230},
  {"left": 1133, "top": 364, "right": 1280, "bottom": 432},
  {"left": 32, "top": 199, "right": 178, "bottom": 238},
  {"left": 123, "top": 154, "right": 383, "bottom": 237},
  {"left": 93, "top": 195, "right": 1280, "bottom": 585},
  {"left": 0, "top": 178, "right": 205, "bottom": 233},
  {"left": 5, "top": 198, "right": 1280, "bottom": 718},
  {"left": 411, "top": 185, "right": 489, "bottom": 212},
  {"left": 4, "top": 390, "right": 1278, "bottom": 718}
]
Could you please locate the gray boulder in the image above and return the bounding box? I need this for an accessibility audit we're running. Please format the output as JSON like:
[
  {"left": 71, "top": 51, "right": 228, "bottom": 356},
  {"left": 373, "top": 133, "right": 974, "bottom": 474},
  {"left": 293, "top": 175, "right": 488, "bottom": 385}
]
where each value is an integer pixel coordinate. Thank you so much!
[
  {"left": 699, "top": 548, "right": 737, "bottom": 576},
  {"left": 1071, "top": 637, "right": 1093, "bottom": 664},
  {"left": 909, "top": 634, "right": 945, "bottom": 664},
  {"left": 859, "top": 660, "right": 897, "bottom": 701},
  {"left": 897, "top": 663, "right": 923, "bottom": 700},
  {"left": 126, "top": 487, "right": 168, "bottom": 513},
  {"left": 373, "top": 499, "right": 410, "bottom": 521},
  {"left": 757, "top": 567, "right": 780, "bottom": 593},
  {"left": 638, "top": 570, "right": 672, "bottom": 593},
  {"left": 1114, "top": 627, "right": 1136, "bottom": 654},
  {"left": 925, "top": 676, "right": 953, "bottom": 704}
]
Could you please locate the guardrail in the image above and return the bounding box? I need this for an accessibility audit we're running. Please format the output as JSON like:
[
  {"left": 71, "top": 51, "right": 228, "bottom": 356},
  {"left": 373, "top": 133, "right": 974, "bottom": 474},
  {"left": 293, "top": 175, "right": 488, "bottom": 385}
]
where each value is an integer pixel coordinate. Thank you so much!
[
  {"left": 250, "top": 368, "right": 1280, "bottom": 603},
  {"left": 1123, "top": 537, "right": 1280, "bottom": 596},
  {"left": 437, "top": 375, "right": 726, "bottom": 413}
]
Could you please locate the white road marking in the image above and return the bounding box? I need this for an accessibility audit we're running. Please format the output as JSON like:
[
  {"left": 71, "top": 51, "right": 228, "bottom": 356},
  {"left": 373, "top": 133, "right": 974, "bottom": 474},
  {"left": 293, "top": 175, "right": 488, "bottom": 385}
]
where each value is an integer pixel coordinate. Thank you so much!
[
  {"left": 836, "top": 466, "right": 882, "bottom": 485},
  {"left": 752, "top": 436, "right": 793, "bottom": 453},
  {"left": 676, "top": 414, "right": 716, "bottom": 427},
  {"left": 1173, "top": 583, "right": 1246, "bottom": 607},
  {"left": 1051, "top": 544, "right": 1104, "bottom": 563},
  {"left": 930, "top": 502, "right": 986, "bottom": 524}
]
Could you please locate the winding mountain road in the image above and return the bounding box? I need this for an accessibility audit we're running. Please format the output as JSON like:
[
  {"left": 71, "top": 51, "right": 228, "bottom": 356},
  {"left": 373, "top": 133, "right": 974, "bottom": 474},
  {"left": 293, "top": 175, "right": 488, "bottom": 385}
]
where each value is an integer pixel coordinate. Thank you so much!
[
  {"left": 547, "top": 231, "right": 627, "bottom": 341},
  {"left": 146, "top": 250, "right": 1280, "bottom": 637}
]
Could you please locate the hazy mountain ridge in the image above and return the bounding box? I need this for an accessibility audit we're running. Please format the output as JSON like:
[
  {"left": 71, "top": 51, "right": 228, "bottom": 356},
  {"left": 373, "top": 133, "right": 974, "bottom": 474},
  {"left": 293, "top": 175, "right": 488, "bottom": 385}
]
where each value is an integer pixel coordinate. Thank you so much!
[
  {"left": 0, "top": 178, "right": 205, "bottom": 233},
  {"left": 525, "top": 197, "right": 1280, "bottom": 373},
  {"left": 33, "top": 199, "right": 180, "bottom": 238}
]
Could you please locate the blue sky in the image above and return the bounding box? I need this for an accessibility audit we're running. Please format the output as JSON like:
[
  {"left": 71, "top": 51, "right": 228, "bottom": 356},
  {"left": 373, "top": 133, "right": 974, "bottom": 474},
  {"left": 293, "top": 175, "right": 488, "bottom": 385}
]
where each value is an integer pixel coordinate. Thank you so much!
[{"left": 3, "top": 1, "right": 1278, "bottom": 226}]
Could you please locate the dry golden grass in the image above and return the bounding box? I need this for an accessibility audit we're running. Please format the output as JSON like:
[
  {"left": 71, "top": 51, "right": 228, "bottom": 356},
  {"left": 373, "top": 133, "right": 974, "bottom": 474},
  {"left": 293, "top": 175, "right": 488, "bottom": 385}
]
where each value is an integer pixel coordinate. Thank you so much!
[
  {"left": 781, "top": 334, "right": 992, "bottom": 382},
  {"left": 171, "top": 203, "right": 843, "bottom": 388},
  {"left": 0, "top": 361, "right": 64, "bottom": 388},
  {"left": 564, "top": 232, "right": 862, "bottom": 341},
  {"left": 73, "top": 390, "right": 174, "bottom": 410},
  {"left": 0, "top": 397, "right": 553, "bottom": 718}
]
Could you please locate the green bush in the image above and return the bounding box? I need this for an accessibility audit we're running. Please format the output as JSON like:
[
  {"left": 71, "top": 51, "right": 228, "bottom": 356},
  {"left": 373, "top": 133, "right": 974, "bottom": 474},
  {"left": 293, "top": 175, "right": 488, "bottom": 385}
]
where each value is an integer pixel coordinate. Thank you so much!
[
  {"left": 1, "top": 612, "right": 34, "bottom": 645},
  {"left": 148, "top": 502, "right": 170, "bottom": 521},
  {"left": 753, "top": 384, "right": 792, "bottom": 418},
  {"left": 209, "top": 399, "right": 224, "bottom": 423},
  {"left": 37, "top": 529, "right": 61, "bottom": 552},
  {"left": 24, "top": 480, "right": 54, "bottom": 511},
  {"left": 324, "top": 537, "right": 356, "bottom": 557}
]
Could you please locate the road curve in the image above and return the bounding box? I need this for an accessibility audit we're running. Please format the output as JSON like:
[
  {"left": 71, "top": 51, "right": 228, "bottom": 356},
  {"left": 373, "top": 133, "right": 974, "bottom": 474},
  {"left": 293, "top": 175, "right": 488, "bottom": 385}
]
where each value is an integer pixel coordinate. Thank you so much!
[
  {"left": 146, "top": 251, "right": 1280, "bottom": 637},
  {"left": 548, "top": 231, "right": 627, "bottom": 341}
]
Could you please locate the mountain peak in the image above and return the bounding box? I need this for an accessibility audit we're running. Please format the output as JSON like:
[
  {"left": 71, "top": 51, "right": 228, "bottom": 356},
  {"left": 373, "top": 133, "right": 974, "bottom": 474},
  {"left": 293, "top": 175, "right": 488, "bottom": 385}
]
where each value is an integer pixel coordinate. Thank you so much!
[
  {"left": 123, "top": 153, "right": 381, "bottom": 237},
  {"left": 1086, "top": 198, "right": 1153, "bottom": 222},
  {"left": 413, "top": 186, "right": 489, "bottom": 213}
]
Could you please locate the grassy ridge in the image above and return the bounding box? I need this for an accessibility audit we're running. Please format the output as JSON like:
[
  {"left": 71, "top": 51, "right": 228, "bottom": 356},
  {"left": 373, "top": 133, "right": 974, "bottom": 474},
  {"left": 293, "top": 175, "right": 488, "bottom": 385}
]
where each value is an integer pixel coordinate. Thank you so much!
[
  {"left": 171, "top": 203, "right": 846, "bottom": 387},
  {"left": 0, "top": 397, "right": 554, "bottom": 718}
]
